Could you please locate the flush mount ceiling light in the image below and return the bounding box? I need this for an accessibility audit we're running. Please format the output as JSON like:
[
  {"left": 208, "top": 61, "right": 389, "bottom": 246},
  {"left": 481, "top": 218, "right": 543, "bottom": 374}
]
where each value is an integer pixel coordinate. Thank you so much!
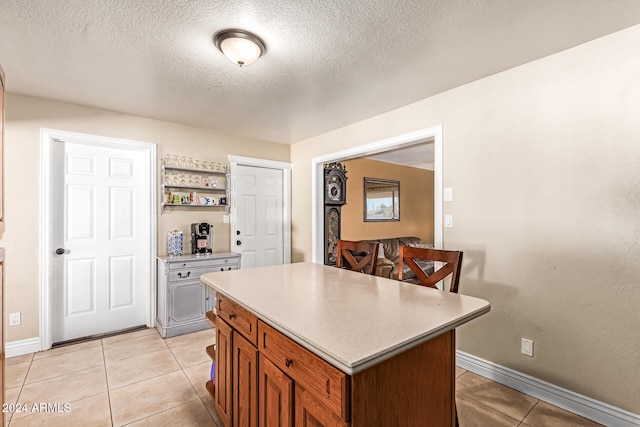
[{"left": 214, "top": 29, "right": 266, "bottom": 67}]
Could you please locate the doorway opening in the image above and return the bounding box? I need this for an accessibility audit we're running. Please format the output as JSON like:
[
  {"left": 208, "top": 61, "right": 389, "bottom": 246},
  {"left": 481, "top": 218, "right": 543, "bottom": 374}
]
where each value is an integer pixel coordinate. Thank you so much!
[{"left": 311, "top": 126, "right": 443, "bottom": 263}]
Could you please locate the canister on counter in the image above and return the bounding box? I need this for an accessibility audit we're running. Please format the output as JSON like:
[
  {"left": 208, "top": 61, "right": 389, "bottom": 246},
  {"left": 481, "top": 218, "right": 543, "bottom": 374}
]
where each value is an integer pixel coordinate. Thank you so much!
[{"left": 167, "top": 230, "right": 183, "bottom": 256}]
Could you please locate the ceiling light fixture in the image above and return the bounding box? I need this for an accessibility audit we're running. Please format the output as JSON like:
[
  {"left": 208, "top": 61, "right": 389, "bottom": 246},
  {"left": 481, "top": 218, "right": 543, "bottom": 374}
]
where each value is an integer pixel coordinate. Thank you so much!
[{"left": 214, "top": 29, "right": 266, "bottom": 67}]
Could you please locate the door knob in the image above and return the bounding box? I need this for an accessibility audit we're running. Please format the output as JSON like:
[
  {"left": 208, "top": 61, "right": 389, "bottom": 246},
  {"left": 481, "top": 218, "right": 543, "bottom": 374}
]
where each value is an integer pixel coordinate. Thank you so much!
[
  {"left": 55, "top": 248, "right": 66, "bottom": 255},
  {"left": 236, "top": 240, "right": 242, "bottom": 246},
  {"left": 236, "top": 230, "right": 241, "bottom": 235}
]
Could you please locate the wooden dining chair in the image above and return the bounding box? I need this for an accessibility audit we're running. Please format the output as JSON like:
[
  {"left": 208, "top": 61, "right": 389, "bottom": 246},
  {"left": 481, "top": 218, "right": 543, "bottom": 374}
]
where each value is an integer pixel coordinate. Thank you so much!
[
  {"left": 398, "top": 245, "right": 463, "bottom": 426},
  {"left": 336, "top": 240, "right": 379, "bottom": 275},
  {"left": 398, "top": 246, "right": 463, "bottom": 292}
]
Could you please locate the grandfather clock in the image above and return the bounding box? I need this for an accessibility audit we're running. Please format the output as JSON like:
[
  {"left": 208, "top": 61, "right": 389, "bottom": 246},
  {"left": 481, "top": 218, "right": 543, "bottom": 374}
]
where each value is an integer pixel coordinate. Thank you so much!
[{"left": 324, "top": 163, "right": 347, "bottom": 265}]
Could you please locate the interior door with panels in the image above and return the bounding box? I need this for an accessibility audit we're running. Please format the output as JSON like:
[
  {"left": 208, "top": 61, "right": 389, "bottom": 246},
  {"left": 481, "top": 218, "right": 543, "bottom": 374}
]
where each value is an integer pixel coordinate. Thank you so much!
[
  {"left": 51, "top": 140, "right": 150, "bottom": 342},
  {"left": 235, "top": 165, "right": 284, "bottom": 268}
]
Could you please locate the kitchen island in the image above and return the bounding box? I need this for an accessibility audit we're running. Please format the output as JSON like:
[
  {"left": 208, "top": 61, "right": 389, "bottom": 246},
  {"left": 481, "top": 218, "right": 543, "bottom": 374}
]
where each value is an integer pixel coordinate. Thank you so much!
[{"left": 201, "top": 262, "right": 490, "bottom": 427}]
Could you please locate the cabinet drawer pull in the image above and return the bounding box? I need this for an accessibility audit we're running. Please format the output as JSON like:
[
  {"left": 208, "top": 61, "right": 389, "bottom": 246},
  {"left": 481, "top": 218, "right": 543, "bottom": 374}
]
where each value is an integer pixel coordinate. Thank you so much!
[
  {"left": 177, "top": 271, "right": 191, "bottom": 278},
  {"left": 284, "top": 358, "right": 293, "bottom": 368},
  {"left": 228, "top": 313, "right": 236, "bottom": 320}
]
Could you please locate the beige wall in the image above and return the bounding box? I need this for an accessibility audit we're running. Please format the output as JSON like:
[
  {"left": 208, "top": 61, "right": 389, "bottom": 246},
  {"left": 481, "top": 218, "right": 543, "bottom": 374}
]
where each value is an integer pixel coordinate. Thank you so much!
[
  {"left": 1, "top": 94, "right": 289, "bottom": 343},
  {"left": 339, "top": 158, "right": 434, "bottom": 243},
  {"left": 291, "top": 25, "right": 640, "bottom": 413}
]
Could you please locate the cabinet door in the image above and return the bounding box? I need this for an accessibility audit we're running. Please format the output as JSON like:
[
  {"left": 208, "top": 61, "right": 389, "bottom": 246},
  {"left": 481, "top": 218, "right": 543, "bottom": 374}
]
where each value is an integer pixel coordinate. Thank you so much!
[
  {"left": 259, "top": 354, "right": 293, "bottom": 427},
  {"left": 0, "top": 64, "right": 4, "bottom": 234},
  {"left": 169, "top": 281, "right": 205, "bottom": 324},
  {"left": 295, "top": 385, "right": 349, "bottom": 427},
  {"left": 215, "top": 317, "right": 233, "bottom": 427},
  {"left": 233, "top": 333, "right": 258, "bottom": 427}
]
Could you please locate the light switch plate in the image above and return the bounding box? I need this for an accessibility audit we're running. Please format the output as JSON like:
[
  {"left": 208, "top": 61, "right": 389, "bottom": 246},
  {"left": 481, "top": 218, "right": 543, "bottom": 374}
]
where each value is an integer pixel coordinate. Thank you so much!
[
  {"left": 444, "top": 214, "right": 453, "bottom": 228},
  {"left": 521, "top": 338, "right": 534, "bottom": 357},
  {"left": 223, "top": 215, "right": 230, "bottom": 224},
  {"left": 444, "top": 187, "right": 453, "bottom": 202}
]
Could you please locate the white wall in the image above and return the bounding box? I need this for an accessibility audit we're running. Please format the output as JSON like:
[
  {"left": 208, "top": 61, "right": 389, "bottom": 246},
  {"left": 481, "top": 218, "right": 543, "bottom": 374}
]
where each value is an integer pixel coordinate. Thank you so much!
[
  {"left": 2, "top": 94, "right": 289, "bottom": 343},
  {"left": 291, "top": 25, "right": 640, "bottom": 414}
]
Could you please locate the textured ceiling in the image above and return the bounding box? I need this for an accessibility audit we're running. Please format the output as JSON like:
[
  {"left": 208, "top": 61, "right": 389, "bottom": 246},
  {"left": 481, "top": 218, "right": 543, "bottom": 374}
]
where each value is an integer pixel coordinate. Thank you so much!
[
  {"left": 367, "top": 142, "right": 435, "bottom": 171},
  {"left": 1, "top": 1, "right": 640, "bottom": 144}
]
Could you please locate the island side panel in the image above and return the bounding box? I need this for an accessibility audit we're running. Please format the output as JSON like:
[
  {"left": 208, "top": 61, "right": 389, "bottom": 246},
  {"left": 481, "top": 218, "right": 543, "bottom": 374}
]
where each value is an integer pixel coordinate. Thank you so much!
[{"left": 350, "top": 330, "right": 456, "bottom": 427}]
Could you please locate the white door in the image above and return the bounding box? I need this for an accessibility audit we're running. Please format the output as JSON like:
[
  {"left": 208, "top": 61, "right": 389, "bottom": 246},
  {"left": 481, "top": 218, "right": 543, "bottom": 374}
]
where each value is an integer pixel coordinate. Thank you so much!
[
  {"left": 235, "top": 165, "right": 284, "bottom": 268},
  {"left": 51, "top": 140, "right": 150, "bottom": 343}
]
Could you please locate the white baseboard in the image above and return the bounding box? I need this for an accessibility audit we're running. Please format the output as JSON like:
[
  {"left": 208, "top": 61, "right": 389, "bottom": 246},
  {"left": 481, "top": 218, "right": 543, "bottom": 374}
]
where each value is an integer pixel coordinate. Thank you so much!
[
  {"left": 5, "top": 337, "right": 41, "bottom": 358},
  {"left": 456, "top": 351, "right": 640, "bottom": 427}
]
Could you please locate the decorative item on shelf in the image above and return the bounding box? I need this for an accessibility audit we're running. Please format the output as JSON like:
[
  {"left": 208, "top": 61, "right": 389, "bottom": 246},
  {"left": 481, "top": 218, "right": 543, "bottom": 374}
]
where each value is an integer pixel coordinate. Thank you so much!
[
  {"left": 190, "top": 192, "right": 199, "bottom": 205},
  {"left": 167, "top": 230, "right": 183, "bottom": 256},
  {"left": 220, "top": 197, "right": 227, "bottom": 206},
  {"left": 163, "top": 155, "right": 229, "bottom": 172}
]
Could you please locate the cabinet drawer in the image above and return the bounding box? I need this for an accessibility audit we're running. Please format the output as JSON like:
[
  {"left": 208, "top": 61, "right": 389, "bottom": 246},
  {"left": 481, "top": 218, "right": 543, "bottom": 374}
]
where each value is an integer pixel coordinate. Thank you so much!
[
  {"left": 258, "top": 321, "right": 349, "bottom": 421},
  {"left": 169, "top": 258, "right": 239, "bottom": 270},
  {"left": 169, "top": 267, "right": 209, "bottom": 283},
  {"left": 217, "top": 294, "right": 258, "bottom": 346}
]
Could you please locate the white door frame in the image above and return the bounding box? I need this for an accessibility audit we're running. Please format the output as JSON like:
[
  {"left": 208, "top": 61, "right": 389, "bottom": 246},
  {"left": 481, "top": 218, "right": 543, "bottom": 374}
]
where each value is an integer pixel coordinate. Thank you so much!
[
  {"left": 228, "top": 155, "right": 292, "bottom": 264},
  {"left": 39, "top": 128, "right": 157, "bottom": 351},
  {"left": 311, "top": 126, "right": 443, "bottom": 263}
]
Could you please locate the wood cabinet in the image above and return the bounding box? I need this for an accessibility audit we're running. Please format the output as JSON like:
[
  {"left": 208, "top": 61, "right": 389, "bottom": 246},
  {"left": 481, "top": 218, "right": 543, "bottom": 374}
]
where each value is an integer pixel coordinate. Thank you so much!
[
  {"left": 215, "top": 315, "right": 233, "bottom": 427},
  {"left": 0, "top": 248, "right": 5, "bottom": 427},
  {"left": 0, "top": 64, "right": 4, "bottom": 234},
  {"left": 0, "top": 63, "right": 5, "bottom": 427},
  {"left": 209, "top": 296, "right": 350, "bottom": 427},
  {"left": 200, "top": 263, "right": 490, "bottom": 427},
  {"left": 214, "top": 295, "right": 259, "bottom": 427},
  {"left": 207, "top": 289, "right": 458, "bottom": 426},
  {"left": 295, "top": 385, "right": 348, "bottom": 427},
  {"left": 259, "top": 354, "right": 293, "bottom": 427},
  {"left": 233, "top": 332, "right": 259, "bottom": 427},
  {"left": 156, "top": 253, "right": 240, "bottom": 337}
]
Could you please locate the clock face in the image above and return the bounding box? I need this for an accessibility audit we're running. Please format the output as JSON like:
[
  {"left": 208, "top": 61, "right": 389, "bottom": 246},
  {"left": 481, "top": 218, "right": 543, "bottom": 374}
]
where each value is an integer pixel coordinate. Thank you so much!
[
  {"left": 324, "top": 168, "right": 347, "bottom": 205},
  {"left": 327, "top": 182, "right": 341, "bottom": 201}
]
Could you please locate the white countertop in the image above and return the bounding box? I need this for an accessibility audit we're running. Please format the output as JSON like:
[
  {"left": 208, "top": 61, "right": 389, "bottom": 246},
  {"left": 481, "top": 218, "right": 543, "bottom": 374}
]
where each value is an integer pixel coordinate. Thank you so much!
[
  {"left": 201, "top": 262, "right": 490, "bottom": 375},
  {"left": 158, "top": 252, "right": 239, "bottom": 262}
]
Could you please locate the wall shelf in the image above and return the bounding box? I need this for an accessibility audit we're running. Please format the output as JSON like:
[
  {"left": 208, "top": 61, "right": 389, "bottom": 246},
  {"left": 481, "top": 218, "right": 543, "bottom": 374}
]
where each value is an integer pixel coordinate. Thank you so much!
[{"left": 161, "top": 157, "right": 230, "bottom": 214}]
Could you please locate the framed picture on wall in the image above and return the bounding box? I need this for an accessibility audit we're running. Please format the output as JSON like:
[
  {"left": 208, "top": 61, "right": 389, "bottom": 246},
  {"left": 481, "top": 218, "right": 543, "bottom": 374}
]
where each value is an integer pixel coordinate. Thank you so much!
[{"left": 364, "top": 177, "right": 400, "bottom": 221}]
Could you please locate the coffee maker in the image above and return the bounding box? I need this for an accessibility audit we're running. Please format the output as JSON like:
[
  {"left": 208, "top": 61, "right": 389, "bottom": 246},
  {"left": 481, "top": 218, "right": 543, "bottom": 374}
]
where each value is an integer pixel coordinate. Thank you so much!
[{"left": 191, "top": 223, "right": 213, "bottom": 255}]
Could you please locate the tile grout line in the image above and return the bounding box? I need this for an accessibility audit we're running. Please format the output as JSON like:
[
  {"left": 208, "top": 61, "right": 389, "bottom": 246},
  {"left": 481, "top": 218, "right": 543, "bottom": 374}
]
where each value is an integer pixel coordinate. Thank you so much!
[
  {"left": 519, "top": 399, "right": 540, "bottom": 425},
  {"left": 7, "top": 354, "right": 34, "bottom": 426},
  {"left": 456, "top": 391, "right": 524, "bottom": 425},
  {"left": 101, "top": 338, "right": 116, "bottom": 427}
]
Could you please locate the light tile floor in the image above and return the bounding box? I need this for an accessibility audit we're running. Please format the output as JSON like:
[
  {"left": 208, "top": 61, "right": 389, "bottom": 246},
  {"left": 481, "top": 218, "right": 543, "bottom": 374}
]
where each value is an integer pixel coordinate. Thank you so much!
[{"left": 5, "top": 327, "right": 603, "bottom": 426}]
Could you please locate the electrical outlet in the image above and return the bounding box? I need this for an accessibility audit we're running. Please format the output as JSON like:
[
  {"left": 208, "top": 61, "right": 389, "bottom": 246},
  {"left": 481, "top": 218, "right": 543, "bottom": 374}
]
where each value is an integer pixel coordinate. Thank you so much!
[
  {"left": 9, "top": 312, "right": 21, "bottom": 326},
  {"left": 521, "top": 338, "right": 534, "bottom": 357}
]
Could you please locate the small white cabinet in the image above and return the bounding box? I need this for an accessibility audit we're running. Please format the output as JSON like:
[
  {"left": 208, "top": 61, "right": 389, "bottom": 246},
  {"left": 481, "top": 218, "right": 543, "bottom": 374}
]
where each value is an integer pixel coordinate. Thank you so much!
[{"left": 156, "top": 253, "right": 241, "bottom": 338}]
